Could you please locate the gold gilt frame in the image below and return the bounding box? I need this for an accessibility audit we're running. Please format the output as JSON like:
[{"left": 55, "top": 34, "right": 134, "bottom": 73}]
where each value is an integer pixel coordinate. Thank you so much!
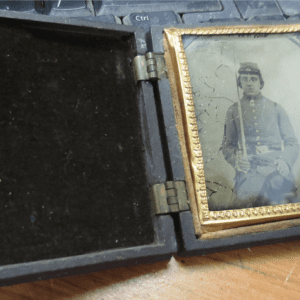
[{"left": 164, "top": 24, "right": 300, "bottom": 235}]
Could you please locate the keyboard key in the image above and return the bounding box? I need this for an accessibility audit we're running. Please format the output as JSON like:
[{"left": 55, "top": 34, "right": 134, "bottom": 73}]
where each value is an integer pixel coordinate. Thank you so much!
[
  {"left": 49, "top": 0, "right": 92, "bottom": 17},
  {"left": 183, "top": 0, "right": 240, "bottom": 24},
  {"left": 52, "top": 0, "right": 87, "bottom": 10},
  {"left": 96, "top": 0, "right": 222, "bottom": 17},
  {"left": 234, "top": 0, "right": 282, "bottom": 19},
  {"left": 73, "top": 15, "right": 121, "bottom": 24},
  {"left": 35, "top": 0, "right": 87, "bottom": 15},
  {"left": 123, "top": 11, "right": 181, "bottom": 32},
  {"left": 249, "top": 15, "right": 285, "bottom": 21},
  {"left": 124, "top": 11, "right": 181, "bottom": 51},
  {"left": 277, "top": 1, "right": 300, "bottom": 16},
  {"left": 180, "top": 0, "right": 222, "bottom": 12}
]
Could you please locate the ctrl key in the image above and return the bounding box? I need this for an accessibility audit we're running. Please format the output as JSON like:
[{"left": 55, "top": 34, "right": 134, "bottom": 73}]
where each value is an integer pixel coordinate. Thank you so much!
[{"left": 123, "top": 11, "right": 181, "bottom": 32}]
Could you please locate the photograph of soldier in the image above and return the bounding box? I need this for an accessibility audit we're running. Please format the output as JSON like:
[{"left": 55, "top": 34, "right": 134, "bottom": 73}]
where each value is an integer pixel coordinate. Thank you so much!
[
  {"left": 222, "top": 62, "right": 299, "bottom": 207},
  {"left": 184, "top": 34, "right": 300, "bottom": 211}
]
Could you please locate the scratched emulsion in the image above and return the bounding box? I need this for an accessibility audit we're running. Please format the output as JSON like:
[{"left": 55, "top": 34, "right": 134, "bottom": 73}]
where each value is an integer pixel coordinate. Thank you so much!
[{"left": 184, "top": 34, "right": 300, "bottom": 210}]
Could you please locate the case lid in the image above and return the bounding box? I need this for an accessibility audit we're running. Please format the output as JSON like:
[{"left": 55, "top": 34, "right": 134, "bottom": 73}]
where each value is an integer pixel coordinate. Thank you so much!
[{"left": 0, "top": 11, "right": 177, "bottom": 286}]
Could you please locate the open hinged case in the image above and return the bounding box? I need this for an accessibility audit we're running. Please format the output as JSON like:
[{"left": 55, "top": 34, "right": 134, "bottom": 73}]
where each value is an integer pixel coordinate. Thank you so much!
[{"left": 1, "top": 6, "right": 300, "bottom": 286}]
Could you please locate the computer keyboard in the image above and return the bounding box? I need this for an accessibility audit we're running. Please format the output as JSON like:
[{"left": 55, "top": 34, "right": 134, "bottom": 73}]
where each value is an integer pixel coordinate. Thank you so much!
[
  {"left": 1, "top": 1, "right": 299, "bottom": 22},
  {"left": 1, "top": 0, "right": 299, "bottom": 37}
]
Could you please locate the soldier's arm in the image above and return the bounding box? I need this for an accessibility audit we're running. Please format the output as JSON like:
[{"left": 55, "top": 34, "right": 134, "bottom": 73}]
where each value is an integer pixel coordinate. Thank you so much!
[
  {"left": 222, "top": 106, "right": 239, "bottom": 167},
  {"left": 277, "top": 104, "right": 299, "bottom": 168}
]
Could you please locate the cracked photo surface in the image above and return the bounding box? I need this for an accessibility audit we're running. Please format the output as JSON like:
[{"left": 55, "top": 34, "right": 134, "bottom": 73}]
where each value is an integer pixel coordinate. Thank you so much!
[{"left": 184, "top": 33, "right": 300, "bottom": 212}]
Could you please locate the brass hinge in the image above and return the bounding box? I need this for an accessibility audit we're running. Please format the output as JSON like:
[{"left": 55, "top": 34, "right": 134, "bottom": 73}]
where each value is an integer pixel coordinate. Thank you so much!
[
  {"left": 151, "top": 181, "right": 190, "bottom": 214},
  {"left": 133, "top": 52, "right": 167, "bottom": 83}
]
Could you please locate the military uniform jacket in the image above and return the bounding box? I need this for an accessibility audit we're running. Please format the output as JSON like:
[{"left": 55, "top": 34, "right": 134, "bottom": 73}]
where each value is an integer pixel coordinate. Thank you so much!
[{"left": 222, "top": 93, "right": 299, "bottom": 169}]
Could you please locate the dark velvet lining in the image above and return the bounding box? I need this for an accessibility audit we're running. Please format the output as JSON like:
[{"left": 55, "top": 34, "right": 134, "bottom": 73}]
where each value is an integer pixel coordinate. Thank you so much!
[{"left": 0, "top": 23, "right": 154, "bottom": 265}]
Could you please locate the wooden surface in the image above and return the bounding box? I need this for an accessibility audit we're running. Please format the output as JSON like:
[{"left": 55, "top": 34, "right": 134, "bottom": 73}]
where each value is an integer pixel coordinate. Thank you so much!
[{"left": 1, "top": 240, "right": 300, "bottom": 299}]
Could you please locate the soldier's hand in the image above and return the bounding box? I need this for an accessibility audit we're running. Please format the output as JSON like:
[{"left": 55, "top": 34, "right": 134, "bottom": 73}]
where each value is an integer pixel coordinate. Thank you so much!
[
  {"left": 274, "top": 159, "right": 289, "bottom": 177},
  {"left": 236, "top": 152, "right": 250, "bottom": 173}
]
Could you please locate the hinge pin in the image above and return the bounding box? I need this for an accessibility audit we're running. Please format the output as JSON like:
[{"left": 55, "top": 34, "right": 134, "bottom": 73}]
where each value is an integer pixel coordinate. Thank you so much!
[
  {"left": 151, "top": 181, "right": 189, "bottom": 215},
  {"left": 165, "top": 181, "right": 179, "bottom": 212},
  {"left": 145, "top": 52, "right": 158, "bottom": 80}
]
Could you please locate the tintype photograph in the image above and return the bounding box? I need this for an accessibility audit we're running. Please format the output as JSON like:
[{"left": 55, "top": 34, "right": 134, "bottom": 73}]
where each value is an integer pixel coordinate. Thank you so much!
[{"left": 183, "top": 33, "right": 300, "bottom": 212}]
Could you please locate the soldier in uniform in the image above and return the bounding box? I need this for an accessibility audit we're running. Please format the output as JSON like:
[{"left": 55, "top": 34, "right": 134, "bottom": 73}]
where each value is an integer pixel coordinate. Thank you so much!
[{"left": 222, "top": 62, "right": 299, "bottom": 208}]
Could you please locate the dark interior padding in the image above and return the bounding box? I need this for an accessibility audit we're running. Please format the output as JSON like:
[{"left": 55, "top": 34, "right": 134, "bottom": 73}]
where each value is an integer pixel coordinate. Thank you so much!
[{"left": 0, "top": 23, "right": 154, "bottom": 265}]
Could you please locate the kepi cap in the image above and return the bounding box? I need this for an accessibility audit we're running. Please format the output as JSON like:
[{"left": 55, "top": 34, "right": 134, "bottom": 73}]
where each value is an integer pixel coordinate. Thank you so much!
[{"left": 238, "top": 62, "right": 261, "bottom": 75}]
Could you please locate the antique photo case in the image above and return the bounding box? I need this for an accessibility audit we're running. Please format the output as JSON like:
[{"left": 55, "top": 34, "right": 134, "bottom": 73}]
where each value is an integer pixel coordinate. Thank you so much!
[{"left": 164, "top": 24, "right": 300, "bottom": 234}]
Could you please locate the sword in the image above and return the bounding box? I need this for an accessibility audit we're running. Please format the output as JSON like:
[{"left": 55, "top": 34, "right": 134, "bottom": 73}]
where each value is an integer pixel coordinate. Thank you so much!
[
  {"left": 233, "top": 57, "right": 247, "bottom": 158},
  {"left": 233, "top": 57, "right": 250, "bottom": 174}
]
